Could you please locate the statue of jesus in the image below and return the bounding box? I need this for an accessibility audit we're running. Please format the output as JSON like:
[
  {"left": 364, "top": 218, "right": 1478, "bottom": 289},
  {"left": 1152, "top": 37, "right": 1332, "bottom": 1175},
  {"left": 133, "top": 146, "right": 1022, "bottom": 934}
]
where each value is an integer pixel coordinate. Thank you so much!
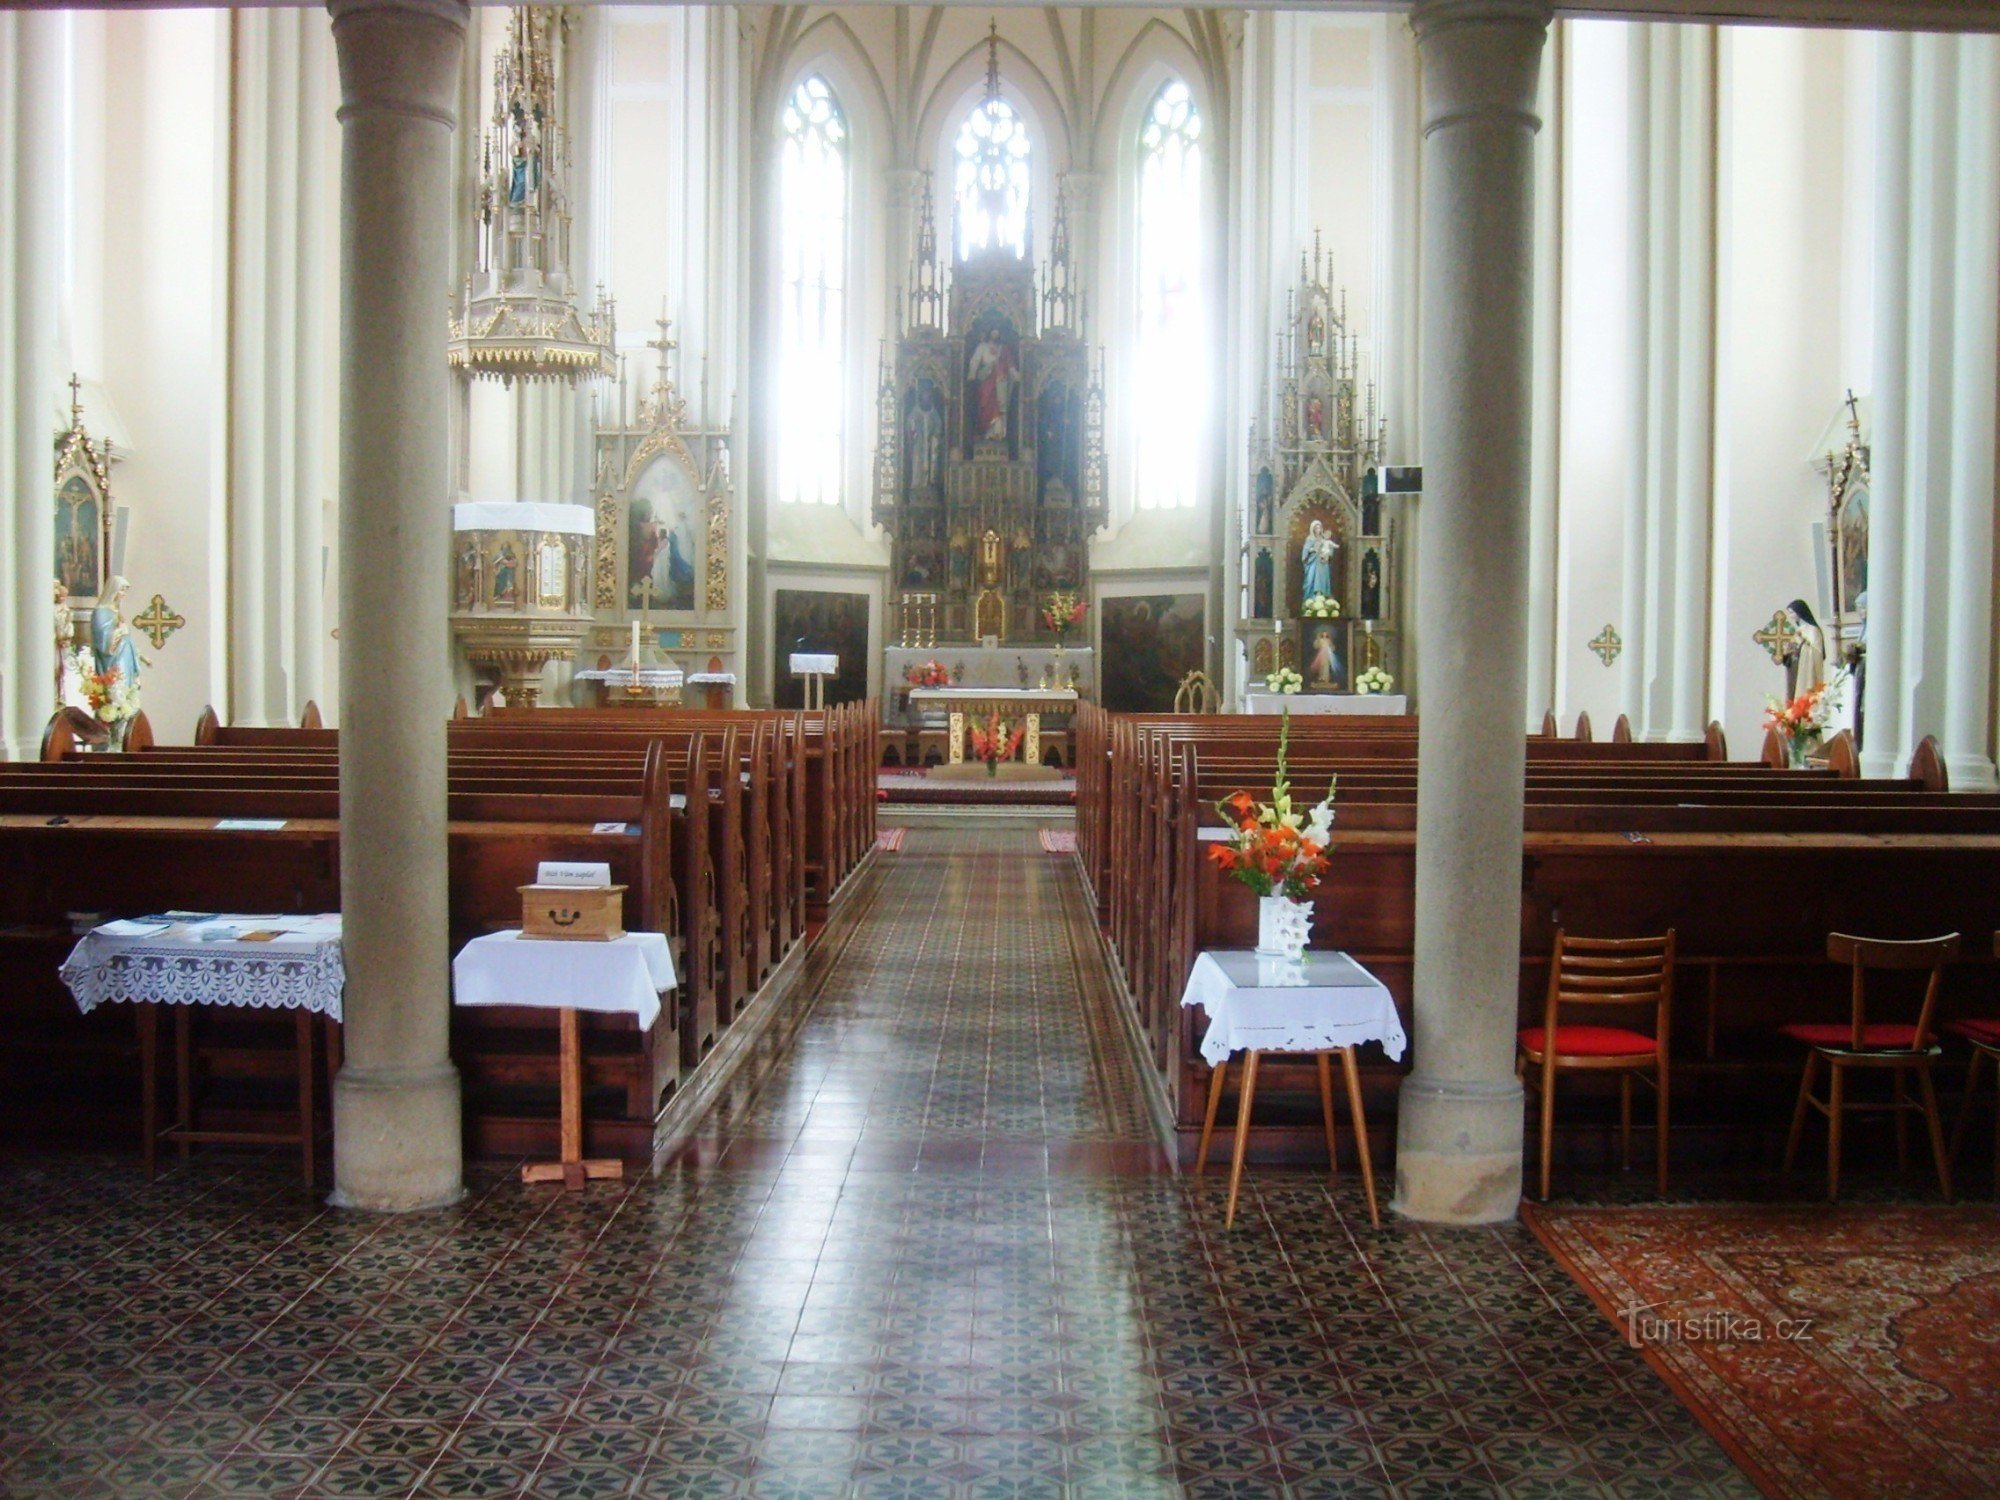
[{"left": 966, "top": 333, "right": 1016, "bottom": 444}]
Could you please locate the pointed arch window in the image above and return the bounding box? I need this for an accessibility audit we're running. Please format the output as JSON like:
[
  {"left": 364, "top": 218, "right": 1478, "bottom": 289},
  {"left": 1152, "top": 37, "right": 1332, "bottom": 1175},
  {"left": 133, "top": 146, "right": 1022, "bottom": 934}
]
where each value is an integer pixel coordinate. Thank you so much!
[
  {"left": 953, "top": 93, "right": 1033, "bottom": 259},
  {"left": 778, "top": 75, "right": 848, "bottom": 506},
  {"left": 1134, "top": 78, "right": 1204, "bottom": 511}
]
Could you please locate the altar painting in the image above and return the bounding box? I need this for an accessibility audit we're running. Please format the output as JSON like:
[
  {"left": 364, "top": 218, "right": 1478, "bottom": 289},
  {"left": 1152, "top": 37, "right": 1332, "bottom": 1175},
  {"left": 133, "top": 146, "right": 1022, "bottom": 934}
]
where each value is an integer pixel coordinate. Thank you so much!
[
  {"left": 1100, "top": 593, "right": 1204, "bottom": 713},
  {"left": 56, "top": 472, "right": 104, "bottom": 601},
  {"left": 774, "top": 589, "right": 869, "bottom": 708},
  {"left": 627, "top": 455, "right": 700, "bottom": 613},
  {"left": 1298, "top": 619, "right": 1352, "bottom": 694},
  {"left": 963, "top": 312, "right": 1021, "bottom": 456}
]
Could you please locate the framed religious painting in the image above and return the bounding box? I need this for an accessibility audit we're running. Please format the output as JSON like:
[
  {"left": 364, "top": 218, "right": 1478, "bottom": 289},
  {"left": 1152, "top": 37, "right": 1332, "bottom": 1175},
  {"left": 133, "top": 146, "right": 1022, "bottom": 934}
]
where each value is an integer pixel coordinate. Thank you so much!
[
  {"left": 1297, "top": 618, "right": 1353, "bottom": 694},
  {"left": 54, "top": 402, "right": 115, "bottom": 610}
]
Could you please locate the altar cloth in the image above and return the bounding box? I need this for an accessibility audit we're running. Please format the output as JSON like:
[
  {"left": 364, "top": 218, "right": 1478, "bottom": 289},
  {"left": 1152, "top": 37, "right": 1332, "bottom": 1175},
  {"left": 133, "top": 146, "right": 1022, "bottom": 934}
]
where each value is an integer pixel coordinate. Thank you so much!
[
  {"left": 1180, "top": 949, "right": 1406, "bottom": 1067},
  {"left": 453, "top": 930, "right": 675, "bottom": 1031}
]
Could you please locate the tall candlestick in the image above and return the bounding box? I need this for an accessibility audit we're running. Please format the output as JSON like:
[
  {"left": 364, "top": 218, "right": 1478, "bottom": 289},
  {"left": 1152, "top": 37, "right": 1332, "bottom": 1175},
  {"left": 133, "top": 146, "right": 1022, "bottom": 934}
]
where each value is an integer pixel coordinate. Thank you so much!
[{"left": 629, "top": 618, "right": 640, "bottom": 667}]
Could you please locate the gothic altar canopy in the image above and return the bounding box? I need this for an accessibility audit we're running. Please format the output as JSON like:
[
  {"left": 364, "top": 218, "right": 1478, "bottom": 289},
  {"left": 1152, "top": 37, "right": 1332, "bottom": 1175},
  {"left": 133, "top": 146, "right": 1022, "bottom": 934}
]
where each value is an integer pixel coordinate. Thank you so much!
[
  {"left": 875, "top": 41, "right": 1104, "bottom": 651},
  {"left": 1238, "top": 238, "right": 1407, "bottom": 696}
]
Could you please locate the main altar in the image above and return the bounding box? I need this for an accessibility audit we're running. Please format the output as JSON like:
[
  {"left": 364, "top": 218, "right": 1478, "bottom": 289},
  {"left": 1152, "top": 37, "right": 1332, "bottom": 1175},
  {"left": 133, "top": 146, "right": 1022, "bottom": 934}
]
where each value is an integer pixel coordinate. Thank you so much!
[{"left": 872, "top": 39, "right": 1105, "bottom": 744}]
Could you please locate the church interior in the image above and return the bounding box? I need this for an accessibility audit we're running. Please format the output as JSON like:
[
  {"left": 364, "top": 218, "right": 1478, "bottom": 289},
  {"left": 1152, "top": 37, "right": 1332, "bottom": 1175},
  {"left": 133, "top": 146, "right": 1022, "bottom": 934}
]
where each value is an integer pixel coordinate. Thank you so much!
[{"left": 2, "top": 0, "right": 1998, "bottom": 1495}]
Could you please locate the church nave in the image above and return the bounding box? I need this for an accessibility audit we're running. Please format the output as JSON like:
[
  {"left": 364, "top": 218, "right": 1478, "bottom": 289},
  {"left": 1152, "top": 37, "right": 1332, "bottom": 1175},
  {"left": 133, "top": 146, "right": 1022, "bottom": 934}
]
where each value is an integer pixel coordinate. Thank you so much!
[{"left": 0, "top": 824, "right": 1744, "bottom": 1499}]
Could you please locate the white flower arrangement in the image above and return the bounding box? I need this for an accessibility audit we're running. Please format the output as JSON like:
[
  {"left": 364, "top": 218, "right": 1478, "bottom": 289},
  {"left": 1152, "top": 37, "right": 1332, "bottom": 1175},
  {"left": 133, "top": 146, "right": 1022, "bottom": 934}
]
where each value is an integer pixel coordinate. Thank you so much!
[
  {"left": 1301, "top": 595, "right": 1342, "bottom": 619},
  {"left": 1265, "top": 667, "right": 1303, "bottom": 695},
  {"left": 1354, "top": 666, "right": 1395, "bottom": 695}
]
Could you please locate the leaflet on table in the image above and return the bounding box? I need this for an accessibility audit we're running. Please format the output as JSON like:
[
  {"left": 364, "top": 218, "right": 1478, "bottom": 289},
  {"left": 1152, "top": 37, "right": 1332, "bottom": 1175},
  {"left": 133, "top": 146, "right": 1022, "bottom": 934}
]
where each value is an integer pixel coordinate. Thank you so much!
[{"left": 214, "top": 818, "right": 289, "bottom": 831}]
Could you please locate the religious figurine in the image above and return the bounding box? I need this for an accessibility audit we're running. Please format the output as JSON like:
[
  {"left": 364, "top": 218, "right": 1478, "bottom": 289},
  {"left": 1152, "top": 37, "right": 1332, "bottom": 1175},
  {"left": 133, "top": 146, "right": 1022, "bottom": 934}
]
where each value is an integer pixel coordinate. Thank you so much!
[
  {"left": 456, "top": 541, "right": 482, "bottom": 610},
  {"left": 1306, "top": 395, "right": 1326, "bottom": 441},
  {"left": 1307, "top": 308, "right": 1325, "bottom": 355},
  {"left": 907, "top": 385, "right": 944, "bottom": 496},
  {"left": 570, "top": 538, "right": 589, "bottom": 611},
  {"left": 1360, "top": 548, "right": 1382, "bottom": 620},
  {"left": 89, "top": 577, "right": 143, "bottom": 694},
  {"left": 1782, "top": 598, "right": 1827, "bottom": 702},
  {"left": 492, "top": 544, "right": 519, "bottom": 607},
  {"left": 1301, "top": 520, "right": 1338, "bottom": 604},
  {"left": 967, "top": 330, "right": 1017, "bottom": 444},
  {"left": 1253, "top": 548, "right": 1274, "bottom": 620},
  {"left": 1254, "top": 468, "right": 1275, "bottom": 536},
  {"left": 979, "top": 530, "right": 1004, "bottom": 589}
]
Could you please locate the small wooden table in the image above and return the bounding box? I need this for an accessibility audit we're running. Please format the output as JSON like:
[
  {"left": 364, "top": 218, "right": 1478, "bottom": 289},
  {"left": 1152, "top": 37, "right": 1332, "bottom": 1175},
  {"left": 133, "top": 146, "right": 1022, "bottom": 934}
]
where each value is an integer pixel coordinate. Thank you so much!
[
  {"left": 59, "top": 914, "right": 346, "bottom": 1190},
  {"left": 453, "top": 929, "right": 676, "bottom": 1188},
  {"left": 1180, "top": 949, "right": 1408, "bottom": 1229}
]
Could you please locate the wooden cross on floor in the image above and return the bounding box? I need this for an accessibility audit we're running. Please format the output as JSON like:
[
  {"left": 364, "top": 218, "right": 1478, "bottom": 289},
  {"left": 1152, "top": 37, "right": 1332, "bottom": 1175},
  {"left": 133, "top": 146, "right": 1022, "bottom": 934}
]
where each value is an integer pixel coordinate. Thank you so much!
[
  {"left": 1588, "top": 624, "right": 1623, "bottom": 667},
  {"left": 1753, "top": 609, "right": 1800, "bottom": 665},
  {"left": 135, "top": 593, "right": 186, "bottom": 651}
]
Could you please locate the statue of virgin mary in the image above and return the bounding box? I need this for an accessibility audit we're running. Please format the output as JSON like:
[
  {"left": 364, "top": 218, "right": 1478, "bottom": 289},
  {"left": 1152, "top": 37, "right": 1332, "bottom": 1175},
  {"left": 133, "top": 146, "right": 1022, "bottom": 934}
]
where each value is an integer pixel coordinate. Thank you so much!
[{"left": 1301, "top": 520, "right": 1337, "bottom": 604}]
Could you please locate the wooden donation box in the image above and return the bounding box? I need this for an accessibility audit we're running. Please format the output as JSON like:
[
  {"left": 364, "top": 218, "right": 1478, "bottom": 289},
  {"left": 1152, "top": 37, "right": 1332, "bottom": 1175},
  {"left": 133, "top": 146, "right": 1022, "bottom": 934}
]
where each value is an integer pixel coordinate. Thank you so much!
[{"left": 519, "top": 877, "right": 628, "bottom": 941}]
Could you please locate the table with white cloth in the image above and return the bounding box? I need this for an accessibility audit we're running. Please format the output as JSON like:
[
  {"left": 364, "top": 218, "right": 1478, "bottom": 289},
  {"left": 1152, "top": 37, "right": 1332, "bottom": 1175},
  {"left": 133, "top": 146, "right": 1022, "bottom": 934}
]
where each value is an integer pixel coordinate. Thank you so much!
[
  {"left": 573, "top": 665, "right": 685, "bottom": 706},
  {"left": 454, "top": 930, "right": 676, "bottom": 1187},
  {"left": 789, "top": 653, "right": 839, "bottom": 711},
  {"left": 1242, "top": 693, "right": 1408, "bottom": 716},
  {"left": 58, "top": 913, "right": 345, "bottom": 1186},
  {"left": 1179, "top": 949, "right": 1407, "bottom": 1228},
  {"left": 906, "top": 686, "right": 1080, "bottom": 766}
]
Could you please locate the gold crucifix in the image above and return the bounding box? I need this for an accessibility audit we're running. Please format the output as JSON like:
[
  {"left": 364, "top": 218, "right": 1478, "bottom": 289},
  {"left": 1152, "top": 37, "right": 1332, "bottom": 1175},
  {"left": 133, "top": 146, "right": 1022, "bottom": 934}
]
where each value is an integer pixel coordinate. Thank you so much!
[
  {"left": 1752, "top": 609, "right": 1800, "bottom": 665},
  {"left": 1588, "top": 624, "right": 1623, "bottom": 667},
  {"left": 134, "top": 594, "right": 186, "bottom": 651}
]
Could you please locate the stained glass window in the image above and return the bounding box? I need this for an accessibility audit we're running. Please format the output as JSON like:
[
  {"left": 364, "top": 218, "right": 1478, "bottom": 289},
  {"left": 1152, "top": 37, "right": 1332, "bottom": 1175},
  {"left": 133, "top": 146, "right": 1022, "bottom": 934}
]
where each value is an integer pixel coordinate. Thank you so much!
[
  {"left": 1134, "top": 79, "right": 1203, "bottom": 511},
  {"left": 954, "top": 93, "right": 1032, "bottom": 259},
  {"left": 778, "top": 76, "right": 848, "bottom": 506}
]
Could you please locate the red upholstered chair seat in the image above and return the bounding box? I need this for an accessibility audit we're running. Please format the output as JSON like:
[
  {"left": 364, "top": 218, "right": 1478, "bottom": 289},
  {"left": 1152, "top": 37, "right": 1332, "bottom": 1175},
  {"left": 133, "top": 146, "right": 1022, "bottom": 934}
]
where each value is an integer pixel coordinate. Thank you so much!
[
  {"left": 1948, "top": 1017, "right": 2000, "bottom": 1049},
  {"left": 1778, "top": 1021, "right": 1921, "bottom": 1051},
  {"left": 1518, "top": 1025, "right": 1658, "bottom": 1059}
]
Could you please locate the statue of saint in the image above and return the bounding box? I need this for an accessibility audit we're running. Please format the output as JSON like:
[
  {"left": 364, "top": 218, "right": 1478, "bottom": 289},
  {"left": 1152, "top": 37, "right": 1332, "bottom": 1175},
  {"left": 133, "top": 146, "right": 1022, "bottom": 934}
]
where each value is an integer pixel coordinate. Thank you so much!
[
  {"left": 966, "top": 332, "right": 1017, "bottom": 444},
  {"left": 907, "top": 388, "right": 943, "bottom": 496},
  {"left": 1360, "top": 548, "right": 1382, "bottom": 619},
  {"left": 89, "top": 577, "right": 143, "bottom": 693},
  {"left": 1300, "top": 520, "right": 1337, "bottom": 604},
  {"left": 1782, "top": 598, "right": 1827, "bottom": 701}
]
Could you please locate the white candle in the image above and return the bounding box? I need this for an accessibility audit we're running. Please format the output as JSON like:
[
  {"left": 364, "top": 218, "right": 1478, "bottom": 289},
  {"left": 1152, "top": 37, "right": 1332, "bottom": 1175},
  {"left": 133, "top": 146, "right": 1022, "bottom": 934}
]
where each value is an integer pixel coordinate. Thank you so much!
[{"left": 629, "top": 619, "right": 640, "bottom": 664}]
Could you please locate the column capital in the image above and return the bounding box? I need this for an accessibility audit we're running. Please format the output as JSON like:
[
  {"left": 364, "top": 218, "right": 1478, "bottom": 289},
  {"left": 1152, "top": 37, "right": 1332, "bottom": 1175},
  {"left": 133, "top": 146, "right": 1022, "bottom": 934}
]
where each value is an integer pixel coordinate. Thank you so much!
[
  {"left": 1411, "top": 0, "right": 1551, "bottom": 137},
  {"left": 328, "top": 0, "right": 469, "bottom": 129}
]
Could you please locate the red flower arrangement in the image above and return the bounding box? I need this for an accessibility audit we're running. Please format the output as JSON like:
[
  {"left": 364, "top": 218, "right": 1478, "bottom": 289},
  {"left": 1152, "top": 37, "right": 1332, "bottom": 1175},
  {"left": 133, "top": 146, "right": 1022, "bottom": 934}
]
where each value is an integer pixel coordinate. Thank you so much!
[
  {"left": 1205, "top": 711, "right": 1337, "bottom": 898},
  {"left": 968, "top": 712, "right": 1024, "bottom": 772},
  {"left": 1041, "top": 591, "right": 1087, "bottom": 641},
  {"left": 906, "top": 660, "right": 952, "bottom": 689}
]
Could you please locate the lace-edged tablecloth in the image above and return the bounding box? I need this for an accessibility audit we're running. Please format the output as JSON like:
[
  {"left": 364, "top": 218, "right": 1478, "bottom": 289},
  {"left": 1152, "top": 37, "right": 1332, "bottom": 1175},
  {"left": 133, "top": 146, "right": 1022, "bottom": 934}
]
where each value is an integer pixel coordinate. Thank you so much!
[
  {"left": 1180, "top": 949, "right": 1406, "bottom": 1067},
  {"left": 60, "top": 915, "right": 345, "bottom": 1020}
]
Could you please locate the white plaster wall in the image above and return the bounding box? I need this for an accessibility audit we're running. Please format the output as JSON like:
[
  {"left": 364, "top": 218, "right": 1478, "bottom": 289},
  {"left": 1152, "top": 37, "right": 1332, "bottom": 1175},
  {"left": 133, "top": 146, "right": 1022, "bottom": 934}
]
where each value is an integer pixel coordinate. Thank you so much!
[
  {"left": 1712, "top": 27, "right": 1852, "bottom": 755},
  {"left": 95, "top": 9, "right": 227, "bottom": 746}
]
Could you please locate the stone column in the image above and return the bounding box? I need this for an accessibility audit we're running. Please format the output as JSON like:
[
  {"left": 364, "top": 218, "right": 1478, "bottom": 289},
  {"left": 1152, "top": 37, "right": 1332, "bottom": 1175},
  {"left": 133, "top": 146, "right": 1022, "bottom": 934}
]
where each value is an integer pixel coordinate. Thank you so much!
[
  {"left": 1858, "top": 34, "right": 2000, "bottom": 788},
  {"left": 1620, "top": 24, "right": 1716, "bottom": 745},
  {"left": 1395, "top": 0, "right": 1550, "bottom": 1225},
  {"left": 6, "top": 13, "right": 64, "bottom": 763},
  {"left": 327, "top": 0, "right": 468, "bottom": 1211}
]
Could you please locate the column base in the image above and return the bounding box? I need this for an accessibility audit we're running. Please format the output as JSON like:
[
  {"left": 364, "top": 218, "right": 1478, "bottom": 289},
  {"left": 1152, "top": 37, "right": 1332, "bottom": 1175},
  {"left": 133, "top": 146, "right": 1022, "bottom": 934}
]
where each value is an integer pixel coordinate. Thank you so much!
[
  {"left": 1392, "top": 1072, "right": 1524, "bottom": 1223},
  {"left": 330, "top": 1062, "right": 465, "bottom": 1211},
  {"left": 1944, "top": 751, "right": 1999, "bottom": 791}
]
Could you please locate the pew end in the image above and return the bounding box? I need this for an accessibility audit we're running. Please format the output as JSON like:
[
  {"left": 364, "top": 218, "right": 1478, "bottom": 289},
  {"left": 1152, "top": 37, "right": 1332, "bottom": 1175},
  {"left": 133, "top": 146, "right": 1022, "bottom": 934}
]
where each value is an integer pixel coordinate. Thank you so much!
[
  {"left": 41, "top": 707, "right": 107, "bottom": 761},
  {"left": 1705, "top": 720, "right": 1728, "bottom": 761},
  {"left": 1909, "top": 734, "right": 1948, "bottom": 792}
]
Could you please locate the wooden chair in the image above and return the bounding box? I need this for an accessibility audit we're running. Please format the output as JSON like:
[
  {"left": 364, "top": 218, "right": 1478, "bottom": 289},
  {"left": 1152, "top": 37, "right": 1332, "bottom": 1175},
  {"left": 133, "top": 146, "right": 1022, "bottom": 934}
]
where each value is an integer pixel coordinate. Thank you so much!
[
  {"left": 1519, "top": 929, "right": 1675, "bottom": 1200},
  {"left": 1945, "top": 930, "right": 2000, "bottom": 1199},
  {"left": 1782, "top": 932, "right": 1958, "bottom": 1202}
]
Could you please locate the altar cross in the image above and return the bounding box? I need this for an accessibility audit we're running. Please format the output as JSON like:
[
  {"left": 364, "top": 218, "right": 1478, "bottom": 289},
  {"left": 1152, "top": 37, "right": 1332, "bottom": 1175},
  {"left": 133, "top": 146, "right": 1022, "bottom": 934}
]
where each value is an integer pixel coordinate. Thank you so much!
[{"left": 135, "top": 593, "right": 186, "bottom": 651}]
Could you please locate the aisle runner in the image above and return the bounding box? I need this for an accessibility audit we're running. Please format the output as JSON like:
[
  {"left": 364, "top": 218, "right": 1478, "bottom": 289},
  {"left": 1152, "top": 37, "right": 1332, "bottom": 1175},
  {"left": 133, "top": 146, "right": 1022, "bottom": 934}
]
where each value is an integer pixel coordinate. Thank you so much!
[
  {"left": 1038, "top": 828, "right": 1077, "bottom": 854},
  {"left": 874, "top": 827, "right": 907, "bottom": 852},
  {"left": 1526, "top": 1202, "right": 2000, "bottom": 1498}
]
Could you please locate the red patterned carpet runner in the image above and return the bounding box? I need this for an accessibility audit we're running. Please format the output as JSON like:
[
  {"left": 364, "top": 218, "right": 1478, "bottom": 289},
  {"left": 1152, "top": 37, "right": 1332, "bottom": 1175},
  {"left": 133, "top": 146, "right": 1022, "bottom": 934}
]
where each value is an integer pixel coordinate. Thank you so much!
[
  {"left": 873, "top": 826, "right": 907, "bottom": 852},
  {"left": 1526, "top": 1203, "right": 2000, "bottom": 1498},
  {"left": 1038, "top": 828, "right": 1078, "bottom": 854}
]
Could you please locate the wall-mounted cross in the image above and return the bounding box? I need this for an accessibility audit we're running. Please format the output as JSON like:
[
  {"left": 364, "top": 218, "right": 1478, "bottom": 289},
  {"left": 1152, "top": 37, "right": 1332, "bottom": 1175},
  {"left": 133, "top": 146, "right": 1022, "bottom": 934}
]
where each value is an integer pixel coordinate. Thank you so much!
[
  {"left": 1588, "top": 624, "right": 1622, "bottom": 667},
  {"left": 1752, "top": 609, "right": 1800, "bottom": 665},
  {"left": 135, "top": 593, "right": 186, "bottom": 651}
]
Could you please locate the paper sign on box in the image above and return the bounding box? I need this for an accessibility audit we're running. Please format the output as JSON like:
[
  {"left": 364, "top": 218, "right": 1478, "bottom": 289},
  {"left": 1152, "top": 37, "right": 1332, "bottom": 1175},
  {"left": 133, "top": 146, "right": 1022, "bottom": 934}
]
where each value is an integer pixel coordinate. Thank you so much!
[{"left": 536, "top": 862, "right": 611, "bottom": 888}]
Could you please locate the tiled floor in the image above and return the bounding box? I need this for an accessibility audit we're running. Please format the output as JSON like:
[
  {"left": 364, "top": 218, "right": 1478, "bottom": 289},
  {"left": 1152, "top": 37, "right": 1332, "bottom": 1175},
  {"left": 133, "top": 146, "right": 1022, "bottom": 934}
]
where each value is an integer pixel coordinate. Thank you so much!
[{"left": 0, "top": 822, "right": 1750, "bottom": 1498}]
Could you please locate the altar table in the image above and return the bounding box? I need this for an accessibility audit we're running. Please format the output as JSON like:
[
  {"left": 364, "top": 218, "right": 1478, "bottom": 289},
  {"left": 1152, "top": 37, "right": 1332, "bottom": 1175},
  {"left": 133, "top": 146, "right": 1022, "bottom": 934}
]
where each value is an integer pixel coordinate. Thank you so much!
[
  {"left": 906, "top": 686, "right": 1081, "bottom": 765},
  {"left": 59, "top": 913, "right": 345, "bottom": 1186},
  {"left": 1180, "top": 949, "right": 1406, "bottom": 1228},
  {"left": 454, "top": 930, "right": 675, "bottom": 1187},
  {"left": 1242, "top": 693, "right": 1408, "bottom": 716}
]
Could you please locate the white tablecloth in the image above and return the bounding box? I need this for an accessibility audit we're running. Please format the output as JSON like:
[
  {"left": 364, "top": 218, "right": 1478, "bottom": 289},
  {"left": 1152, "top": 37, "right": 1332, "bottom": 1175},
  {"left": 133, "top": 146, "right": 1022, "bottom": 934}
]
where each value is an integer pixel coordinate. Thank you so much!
[
  {"left": 1243, "top": 693, "right": 1408, "bottom": 716},
  {"left": 790, "top": 653, "right": 839, "bottom": 676},
  {"left": 452, "top": 500, "right": 595, "bottom": 535},
  {"left": 60, "top": 914, "right": 345, "bottom": 1020},
  {"left": 1180, "top": 949, "right": 1406, "bottom": 1067},
  {"left": 453, "top": 930, "right": 676, "bottom": 1030},
  {"left": 573, "top": 666, "right": 685, "bottom": 690}
]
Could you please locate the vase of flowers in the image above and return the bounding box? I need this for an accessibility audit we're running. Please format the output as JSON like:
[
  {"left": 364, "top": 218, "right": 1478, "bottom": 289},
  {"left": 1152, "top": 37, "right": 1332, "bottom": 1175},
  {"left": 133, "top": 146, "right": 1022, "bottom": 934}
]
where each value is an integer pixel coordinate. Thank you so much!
[
  {"left": 1302, "top": 594, "right": 1342, "bottom": 620},
  {"left": 969, "top": 712, "right": 1023, "bottom": 777},
  {"left": 1264, "top": 667, "right": 1303, "bottom": 696},
  {"left": 81, "top": 664, "right": 140, "bottom": 753},
  {"left": 1765, "top": 673, "right": 1843, "bottom": 769},
  {"left": 1042, "top": 590, "right": 1087, "bottom": 646},
  {"left": 1207, "top": 710, "right": 1336, "bottom": 959},
  {"left": 1354, "top": 666, "right": 1394, "bottom": 696},
  {"left": 906, "top": 659, "right": 952, "bottom": 689}
]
